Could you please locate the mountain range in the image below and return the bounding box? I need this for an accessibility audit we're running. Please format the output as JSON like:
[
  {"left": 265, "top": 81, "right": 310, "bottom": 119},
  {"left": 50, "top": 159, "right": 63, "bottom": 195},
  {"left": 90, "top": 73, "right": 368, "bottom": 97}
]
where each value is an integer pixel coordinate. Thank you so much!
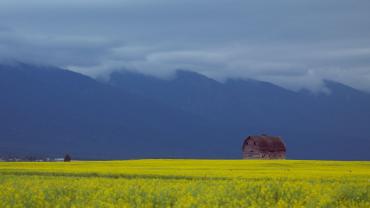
[{"left": 1, "top": 63, "right": 369, "bottom": 160}]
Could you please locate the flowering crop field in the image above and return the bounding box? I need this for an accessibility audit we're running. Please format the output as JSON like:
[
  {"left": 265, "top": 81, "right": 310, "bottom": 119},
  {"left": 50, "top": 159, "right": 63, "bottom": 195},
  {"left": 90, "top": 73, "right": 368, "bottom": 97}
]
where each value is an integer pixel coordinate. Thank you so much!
[{"left": 0, "top": 160, "right": 369, "bottom": 207}]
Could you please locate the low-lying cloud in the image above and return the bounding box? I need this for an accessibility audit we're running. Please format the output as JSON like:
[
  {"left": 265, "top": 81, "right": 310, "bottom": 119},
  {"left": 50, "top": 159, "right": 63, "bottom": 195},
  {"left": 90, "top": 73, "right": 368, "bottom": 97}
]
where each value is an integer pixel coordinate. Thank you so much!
[{"left": 1, "top": 0, "right": 370, "bottom": 92}]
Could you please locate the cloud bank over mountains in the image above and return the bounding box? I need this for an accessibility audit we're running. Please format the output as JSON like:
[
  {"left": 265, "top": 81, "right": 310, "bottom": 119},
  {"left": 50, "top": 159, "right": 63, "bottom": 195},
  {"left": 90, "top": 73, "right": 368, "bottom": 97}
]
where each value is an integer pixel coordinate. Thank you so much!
[{"left": 1, "top": 0, "right": 370, "bottom": 92}]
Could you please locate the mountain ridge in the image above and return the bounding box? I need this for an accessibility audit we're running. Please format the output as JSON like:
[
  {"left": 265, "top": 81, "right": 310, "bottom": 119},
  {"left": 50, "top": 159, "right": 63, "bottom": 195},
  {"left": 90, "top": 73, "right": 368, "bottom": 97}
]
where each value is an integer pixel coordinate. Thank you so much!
[
  {"left": 1, "top": 63, "right": 369, "bottom": 160},
  {"left": 108, "top": 69, "right": 370, "bottom": 160}
]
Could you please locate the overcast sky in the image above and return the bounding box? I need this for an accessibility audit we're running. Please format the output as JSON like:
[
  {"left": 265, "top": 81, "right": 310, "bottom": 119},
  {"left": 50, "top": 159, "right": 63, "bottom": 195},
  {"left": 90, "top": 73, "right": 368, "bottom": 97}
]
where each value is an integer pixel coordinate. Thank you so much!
[{"left": 1, "top": 0, "right": 370, "bottom": 92}]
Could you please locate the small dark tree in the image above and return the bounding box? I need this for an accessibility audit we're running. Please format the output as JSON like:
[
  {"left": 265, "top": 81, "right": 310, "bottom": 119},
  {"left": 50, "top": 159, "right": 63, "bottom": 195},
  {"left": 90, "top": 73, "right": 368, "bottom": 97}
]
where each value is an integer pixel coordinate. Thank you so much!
[{"left": 64, "top": 154, "right": 71, "bottom": 162}]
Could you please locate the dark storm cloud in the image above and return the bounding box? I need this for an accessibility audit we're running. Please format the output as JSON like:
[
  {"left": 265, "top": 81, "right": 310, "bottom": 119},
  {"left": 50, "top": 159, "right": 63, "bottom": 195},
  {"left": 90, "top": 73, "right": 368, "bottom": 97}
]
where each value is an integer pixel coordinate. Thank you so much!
[{"left": 1, "top": 0, "right": 370, "bottom": 91}]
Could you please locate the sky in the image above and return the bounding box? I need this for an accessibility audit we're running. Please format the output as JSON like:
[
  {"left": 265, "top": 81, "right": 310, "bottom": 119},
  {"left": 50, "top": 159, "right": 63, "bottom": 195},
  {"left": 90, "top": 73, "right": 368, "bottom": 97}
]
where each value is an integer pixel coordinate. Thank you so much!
[{"left": 1, "top": 0, "right": 370, "bottom": 92}]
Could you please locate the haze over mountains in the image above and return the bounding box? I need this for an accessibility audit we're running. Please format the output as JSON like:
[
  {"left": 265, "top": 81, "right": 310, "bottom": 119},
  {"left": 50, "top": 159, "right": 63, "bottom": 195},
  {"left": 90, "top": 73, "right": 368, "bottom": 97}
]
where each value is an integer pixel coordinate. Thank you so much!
[{"left": 1, "top": 63, "right": 370, "bottom": 160}]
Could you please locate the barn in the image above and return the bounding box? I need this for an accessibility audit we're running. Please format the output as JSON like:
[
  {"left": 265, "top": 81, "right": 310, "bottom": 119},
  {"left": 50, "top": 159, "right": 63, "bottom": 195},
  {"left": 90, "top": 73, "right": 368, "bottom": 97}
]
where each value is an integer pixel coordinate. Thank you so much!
[{"left": 242, "top": 135, "right": 286, "bottom": 159}]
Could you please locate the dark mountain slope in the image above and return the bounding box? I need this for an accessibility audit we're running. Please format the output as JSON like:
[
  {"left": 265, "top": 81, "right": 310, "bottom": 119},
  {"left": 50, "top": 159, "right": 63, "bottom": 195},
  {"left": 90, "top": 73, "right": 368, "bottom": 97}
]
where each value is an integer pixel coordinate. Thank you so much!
[
  {"left": 0, "top": 64, "right": 232, "bottom": 159},
  {"left": 1, "top": 64, "right": 369, "bottom": 160},
  {"left": 109, "top": 70, "right": 370, "bottom": 160}
]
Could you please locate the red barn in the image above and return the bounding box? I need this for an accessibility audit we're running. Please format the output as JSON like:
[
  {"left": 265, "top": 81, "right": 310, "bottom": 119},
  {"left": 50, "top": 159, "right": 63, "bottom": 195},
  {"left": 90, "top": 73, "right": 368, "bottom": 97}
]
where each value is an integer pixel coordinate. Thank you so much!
[{"left": 242, "top": 135, "right": 286, "bottom": 159}]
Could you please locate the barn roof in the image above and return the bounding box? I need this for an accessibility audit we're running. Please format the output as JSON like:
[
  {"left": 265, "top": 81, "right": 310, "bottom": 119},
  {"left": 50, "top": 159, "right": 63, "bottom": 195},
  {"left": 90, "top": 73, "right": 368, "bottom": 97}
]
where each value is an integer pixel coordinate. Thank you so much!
[{"left": 243, "top": 135, "right": 286, "bottom": 152}]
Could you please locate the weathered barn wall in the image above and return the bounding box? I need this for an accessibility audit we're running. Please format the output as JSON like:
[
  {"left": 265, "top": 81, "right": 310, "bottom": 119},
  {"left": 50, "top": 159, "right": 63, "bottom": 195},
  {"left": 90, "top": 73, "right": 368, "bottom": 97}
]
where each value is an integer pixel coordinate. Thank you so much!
[{"left": 242, "top": 135, "right": 286, "bottom": 159}]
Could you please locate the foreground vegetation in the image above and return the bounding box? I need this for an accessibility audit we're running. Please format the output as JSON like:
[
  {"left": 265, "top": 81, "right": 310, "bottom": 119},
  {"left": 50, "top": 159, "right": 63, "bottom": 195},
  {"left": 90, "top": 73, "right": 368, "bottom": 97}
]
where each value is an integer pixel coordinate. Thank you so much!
[{"left": 0, "top": 160, "right": 369, "bottom": 207}]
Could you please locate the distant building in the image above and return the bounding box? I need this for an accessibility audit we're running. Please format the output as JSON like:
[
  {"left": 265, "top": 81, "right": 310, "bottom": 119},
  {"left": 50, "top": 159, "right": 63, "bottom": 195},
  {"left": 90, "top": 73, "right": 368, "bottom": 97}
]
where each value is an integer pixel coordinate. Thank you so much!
[
  {"left": 54, "top": 158, "right": 64, "bottom": 162},
  {"left": 242, "top": 135, "right": 286, "bottom": 159}
]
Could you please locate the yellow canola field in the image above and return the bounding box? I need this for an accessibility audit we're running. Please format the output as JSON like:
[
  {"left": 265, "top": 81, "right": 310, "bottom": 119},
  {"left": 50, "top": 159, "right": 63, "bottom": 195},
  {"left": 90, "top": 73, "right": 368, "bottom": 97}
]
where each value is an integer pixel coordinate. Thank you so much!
[{"left": 0, "top": 160, "right": 369, "bottom": 207}]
